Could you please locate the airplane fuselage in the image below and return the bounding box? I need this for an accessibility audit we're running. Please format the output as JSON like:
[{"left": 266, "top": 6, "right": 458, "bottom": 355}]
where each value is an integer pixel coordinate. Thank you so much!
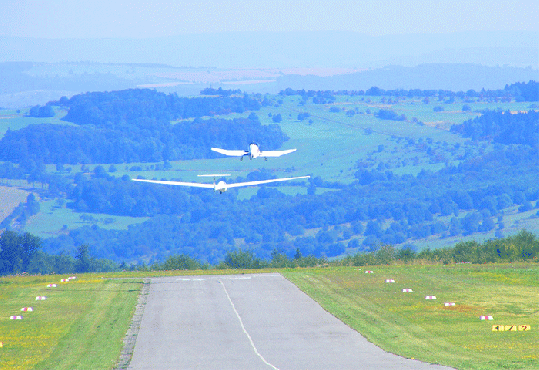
[
  {"left": 211, "top": 143, "right": 295, "bottom": 161},
  {"left": 249, "top": 143, "right": 261, "bottom": 159},
  {"left": 215, "top": 180, "right": 228, "bottom": 193}
]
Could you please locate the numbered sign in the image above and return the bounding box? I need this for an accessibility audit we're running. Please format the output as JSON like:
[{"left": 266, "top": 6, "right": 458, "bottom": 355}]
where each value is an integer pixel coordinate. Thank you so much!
[{"left": 493, "top": 325, "right": 531, "bottom": 331}]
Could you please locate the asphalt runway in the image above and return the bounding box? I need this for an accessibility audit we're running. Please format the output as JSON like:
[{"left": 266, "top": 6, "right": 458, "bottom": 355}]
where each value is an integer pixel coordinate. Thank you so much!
[{"left": 128, "top": 273, "right": 452, "bottom": 370}]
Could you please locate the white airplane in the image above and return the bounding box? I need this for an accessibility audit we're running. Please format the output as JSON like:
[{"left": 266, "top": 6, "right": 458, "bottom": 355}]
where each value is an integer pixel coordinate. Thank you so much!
[
  {"left": 132, "top": 174, "right": 310, "bottom": 194},
  {"left": 211, "top": 143, "right": 296, "bottom": 160}
]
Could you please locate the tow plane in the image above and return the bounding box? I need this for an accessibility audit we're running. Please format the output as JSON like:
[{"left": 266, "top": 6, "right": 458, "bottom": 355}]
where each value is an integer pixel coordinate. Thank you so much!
[
  {"left": 211, "top": 143, "right": 296, "bottom": 161},
  {"left": 132, "top": 174, "right": 310, "bottom": 194}
]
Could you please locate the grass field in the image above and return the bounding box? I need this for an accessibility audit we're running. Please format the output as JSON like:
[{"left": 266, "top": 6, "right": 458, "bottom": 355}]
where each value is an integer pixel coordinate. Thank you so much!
[
  {"left": 1, "top": 264, "right": 537, "bottom": 369},
  {"left": 0, "top": 109, "right": 69, "bottom": 139},
  {"left": 0, "top": 274, "right": 141, "bottom": 370},
  {"left": 24, "top": 200, "right": 149, "bottom": 239},
  {"left": 283, "top": 263, "right": 539, "bottom": 370}
]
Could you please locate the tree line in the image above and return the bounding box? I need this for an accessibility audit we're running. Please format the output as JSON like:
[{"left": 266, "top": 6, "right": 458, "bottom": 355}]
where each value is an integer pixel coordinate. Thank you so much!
[
  {"left": 279, "top": 80, "right": 539, "bottom": 101},
  {"left": 56, "top": 88, "right": 262, "bottom": 124},
  {"left": 2, "top": 229, "right": 537, "bottom": 276},
  {"left": 341, "top": 229, "right": 539, "bottom": 266}
]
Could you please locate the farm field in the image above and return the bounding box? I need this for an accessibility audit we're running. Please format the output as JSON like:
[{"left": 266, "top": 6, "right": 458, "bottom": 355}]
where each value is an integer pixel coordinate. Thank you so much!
[
  {"left": 1, "top": 263, "right": 537, "bottom": 369},
  {"left": 0, "top": 186, "right": 29, "bottom": 224}
]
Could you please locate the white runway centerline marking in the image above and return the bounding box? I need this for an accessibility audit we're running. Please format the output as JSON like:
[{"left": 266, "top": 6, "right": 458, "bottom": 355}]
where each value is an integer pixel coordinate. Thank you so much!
[{"left": 219, "top": 279, "right": 280, "bottom": 370}]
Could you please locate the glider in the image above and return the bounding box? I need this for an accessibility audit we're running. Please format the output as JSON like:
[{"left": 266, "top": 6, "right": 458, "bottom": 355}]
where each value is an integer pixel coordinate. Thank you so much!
[
  {"left": 211, "top": 143, "right": 296, "bottom": 160},
  {"left": 132, "top": 174, "right": 310, "bottom": 194}
]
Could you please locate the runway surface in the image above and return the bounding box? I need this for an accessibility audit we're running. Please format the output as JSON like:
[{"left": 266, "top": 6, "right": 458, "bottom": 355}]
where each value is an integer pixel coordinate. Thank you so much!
[{"left": 128, "top": 273, "right": 452, "bottom": 370}]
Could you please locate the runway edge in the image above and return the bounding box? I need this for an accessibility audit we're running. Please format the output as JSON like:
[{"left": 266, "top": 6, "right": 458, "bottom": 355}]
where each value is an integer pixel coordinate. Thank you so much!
[{"left": 115, "top": 278, "right": 151, "bottom": 370}]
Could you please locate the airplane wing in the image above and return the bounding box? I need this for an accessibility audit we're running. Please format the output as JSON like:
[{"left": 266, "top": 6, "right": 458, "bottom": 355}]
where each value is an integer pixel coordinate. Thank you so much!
[
  {"left": 211, "top": 148, "right": 249, "bottom": 157},
  {"left": 258, "top": 149, "right": 297, "bottom": 157},
  {"left": 132, "top": 178, "right": 215, "bottom": 189},
  {"left": 225, "top": 175, "right": 310, "bottom": 189}
]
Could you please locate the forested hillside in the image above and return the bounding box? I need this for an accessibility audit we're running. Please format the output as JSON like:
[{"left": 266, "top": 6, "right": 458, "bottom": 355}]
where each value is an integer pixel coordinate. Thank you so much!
[
  {"left": 39, "top": 143, "right": 538, "bottom": 263},
  {"left": 1, "top": 82, "right": 538, "bottom": 265},
  {"left": 58, "top": 88, "right": 262, "bottom": 124},
  {"left": 450, "top": 110, "right": 538, "bottom": 147},
  {"left": 0, "top": 89, "right": 288, "bottom": 164}
]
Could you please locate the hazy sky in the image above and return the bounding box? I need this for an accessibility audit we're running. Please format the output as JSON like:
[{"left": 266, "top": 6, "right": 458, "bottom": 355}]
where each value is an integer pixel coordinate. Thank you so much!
[{"left": 1, "top": 0, "right": 538, "bottom": 39}]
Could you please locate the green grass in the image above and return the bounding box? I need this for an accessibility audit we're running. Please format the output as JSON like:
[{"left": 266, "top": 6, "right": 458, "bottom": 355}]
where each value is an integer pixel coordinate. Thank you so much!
[
  {"left": 0, "top": 109, "right": 69, "bottom": 139},
  {"left": 24, "top": 200, "right": 149, "bottom": 238},
  {"left": 1, "top": 264, "right": 537, "bottom": 369},
  {"left": 283, "top": 263, "right": 539, "bottom": 370},
  {"left": 0, "top": 274, "right": 141, "bottom": 370}
]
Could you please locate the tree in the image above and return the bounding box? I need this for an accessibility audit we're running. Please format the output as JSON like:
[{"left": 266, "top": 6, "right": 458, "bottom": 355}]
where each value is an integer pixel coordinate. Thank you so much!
[
  {"left": 364, "top": 220, "right": 382, "bottom": 237},
  {"left": 26, "top": 193, "right": 40, "bottom": 215},
  {"left": 75, "top": 244, "right": 92, "bottom": 273},
  {"left": 396, "top": 246, "right": 416, "bottom": 262},
  {"left": 223, "top": 248, "right": 266, "bottom": 269},
  {"left": 28, "top": 105, "right": 54, "bottom": 117},
  {"left": 162, "top": 254, "right": 201, "bottom": 270},
  {"left": 0, "top": 231, "right": 41, "bottom": 275}
]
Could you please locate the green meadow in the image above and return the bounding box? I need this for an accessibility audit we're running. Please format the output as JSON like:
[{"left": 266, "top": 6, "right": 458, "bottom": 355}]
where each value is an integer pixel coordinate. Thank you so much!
[{"left": 1, "top": 263, "right": 537, "bottom": 369}]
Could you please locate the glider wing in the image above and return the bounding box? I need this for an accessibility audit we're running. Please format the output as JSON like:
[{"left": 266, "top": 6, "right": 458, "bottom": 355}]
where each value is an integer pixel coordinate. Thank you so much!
[
  {"left": 211, "top": 148, "right": 249, "bottom": 157},
  {"left": 225, "top": 175, "right": 310, "bottom": 189},
  {"left": 132, "top": 178, "right": 215, "bottom": 189}
]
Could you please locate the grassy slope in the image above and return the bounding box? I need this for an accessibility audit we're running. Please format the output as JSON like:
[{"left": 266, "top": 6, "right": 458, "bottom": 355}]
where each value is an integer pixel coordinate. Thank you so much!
[{"left": 283, "top": 264, "right": 539, "bottom": 370}]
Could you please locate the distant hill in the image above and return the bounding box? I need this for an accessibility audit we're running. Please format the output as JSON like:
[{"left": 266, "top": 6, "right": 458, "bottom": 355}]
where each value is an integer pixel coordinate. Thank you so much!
[
  {"left": 1, "top": 30, "right": 537, "bottom": 107},
  {"left": 274, "top": 64, "right": 539, "bottom": 91},
  {"left": 1, "top": 61, "right": 537, "bottom": 108},
  {"left": 1, "top": 30, "right": 537, "bottom": 69}
]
